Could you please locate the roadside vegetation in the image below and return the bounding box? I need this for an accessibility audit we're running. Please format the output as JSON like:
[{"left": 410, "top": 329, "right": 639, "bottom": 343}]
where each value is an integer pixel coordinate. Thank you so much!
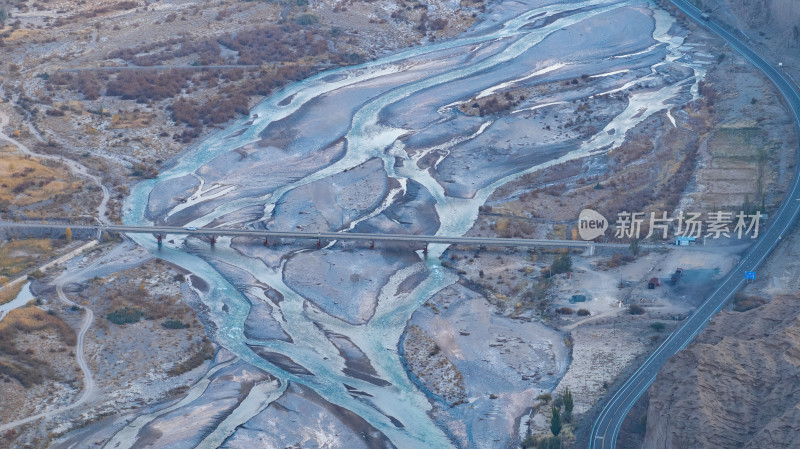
[{"left": 732, "top": 292, "right": 768, "bottom": 312}]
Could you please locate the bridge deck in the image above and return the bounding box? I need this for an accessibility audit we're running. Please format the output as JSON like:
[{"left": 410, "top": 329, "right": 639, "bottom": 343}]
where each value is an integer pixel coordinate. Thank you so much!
[{"left": 2, "top": 222, "right": 596, "bottom": 249}]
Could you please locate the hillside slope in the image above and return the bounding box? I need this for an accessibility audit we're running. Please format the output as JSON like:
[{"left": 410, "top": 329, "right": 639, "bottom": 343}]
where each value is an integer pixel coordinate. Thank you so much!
[
  {"left": 643, "top": 295, "right": 800, "bottom": 449},
  {"left": 640, "top": 3, "right": 800, "bottom": 448}
]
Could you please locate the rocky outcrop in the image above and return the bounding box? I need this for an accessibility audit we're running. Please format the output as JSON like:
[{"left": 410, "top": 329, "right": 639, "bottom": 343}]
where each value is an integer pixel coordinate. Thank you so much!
[{"left": 643, "top": 295, "right": 800, "bottom": 449}]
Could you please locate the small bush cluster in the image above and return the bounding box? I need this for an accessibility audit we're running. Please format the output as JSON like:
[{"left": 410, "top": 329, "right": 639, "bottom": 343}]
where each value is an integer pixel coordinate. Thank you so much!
[
  {"left": 105, "top": 70, "right": 190, "bottom": 102},
  {"left": 628, "top": 304, "right": 646, "bottom": 315},
  {"left": 161, "top": 319, "right": 188, "bottom": 329},
  {"left": 733, "top": 292, "right": 767, "bottom": 312},
  {"left": 107, "top": 307, "right": 144, "bottom": 325}
]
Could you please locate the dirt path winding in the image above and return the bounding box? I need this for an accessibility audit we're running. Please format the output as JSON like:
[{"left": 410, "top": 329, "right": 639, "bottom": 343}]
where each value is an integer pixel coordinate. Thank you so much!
[{"left": 0, "top": 103, "right": 109, "bottom": 431}]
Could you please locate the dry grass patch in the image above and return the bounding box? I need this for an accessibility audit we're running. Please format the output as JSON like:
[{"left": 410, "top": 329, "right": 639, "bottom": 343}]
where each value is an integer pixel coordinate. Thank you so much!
[
  {"left": 108, "top": 111, "right": 156, "bottom": 129},
  {"left": 0, "top": 238, "right": 55, "bottom": 279},
  {"left": 3, "top": 28, "right": 38, "bottom": 43},
  {"left": 0, "top": 148, "right": 81, "bottom": 207},
  {"left": 0, "top": 282, "right": 24, "bottom": 306},
  {"left": 0, "top": 305, "right": 77, "bottom": 387}
]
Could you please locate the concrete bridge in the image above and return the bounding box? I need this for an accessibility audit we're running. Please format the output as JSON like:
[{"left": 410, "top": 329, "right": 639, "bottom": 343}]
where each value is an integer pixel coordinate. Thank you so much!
[{"left": 1, "top": 221, "right": 602, "bottom": 254}]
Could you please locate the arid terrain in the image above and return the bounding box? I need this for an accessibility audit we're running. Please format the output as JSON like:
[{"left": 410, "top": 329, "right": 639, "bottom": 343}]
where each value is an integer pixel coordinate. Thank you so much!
[{"left": 614, "top": 2, "right": 800, "bottom": 449}]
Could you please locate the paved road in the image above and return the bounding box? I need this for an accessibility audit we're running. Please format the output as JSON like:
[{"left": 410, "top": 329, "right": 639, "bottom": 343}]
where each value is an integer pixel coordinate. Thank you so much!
[
  {"left": 1, "top": 221, "right": 596, "bottom": 250},
  {"left": 590, "top": 2, "right": 800, "bottom": 448}
]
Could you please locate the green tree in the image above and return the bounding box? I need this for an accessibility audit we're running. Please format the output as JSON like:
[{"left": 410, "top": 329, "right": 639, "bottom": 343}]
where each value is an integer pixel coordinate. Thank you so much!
[
  {"left": 550, "top": 406, "right": 562, "bottom": 437},
  {"left": 563, "top": 387, "right": 574, "bottom": 423},
  {"left": 629, "top": 238, "right": 640, "bottom": 255},
  {"left": 550, "top": 255, "right": 572, "bottom": 275},
  {"left": 742, "top": 193, "right": 755, "bottom": 215}
]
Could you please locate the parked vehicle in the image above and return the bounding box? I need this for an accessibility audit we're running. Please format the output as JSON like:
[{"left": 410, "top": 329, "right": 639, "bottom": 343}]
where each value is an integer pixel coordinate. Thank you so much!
[{"left": 670, "top": 268, "right": 684, "bottom": 285}]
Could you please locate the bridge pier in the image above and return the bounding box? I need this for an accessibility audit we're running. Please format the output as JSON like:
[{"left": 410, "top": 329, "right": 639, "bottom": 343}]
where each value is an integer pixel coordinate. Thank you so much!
[
  {"left": 317, "top": 238, "right": 321, "bottom": 248},
  {"left": 263, "top": 238, "right": 268, "bottom": 246},
  {"left": 422, "top": 243, "right": 428, "bottom": 256},
  {"left": 157, "top": 234, "right": 162, "bottom": 247},
  {"left": 584, "top": 244, "right": 595, "bottom": 257},
  {"left": 370, "top": 240, "right": 374, "bottom": 250},
  {"left": 210, "top": 236, "right": 216, "bottom": 246}
]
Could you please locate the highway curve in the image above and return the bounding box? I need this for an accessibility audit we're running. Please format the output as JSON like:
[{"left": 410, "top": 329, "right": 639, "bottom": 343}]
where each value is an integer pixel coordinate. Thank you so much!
[{"left": 590, "top": 1, "right": 800, "bottom": 448}]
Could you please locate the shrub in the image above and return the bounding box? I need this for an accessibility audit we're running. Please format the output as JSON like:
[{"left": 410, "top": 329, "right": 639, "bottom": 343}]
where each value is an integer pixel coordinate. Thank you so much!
[
  {"left": 601, "top": 253, "right": 635, "bottom": 269},
  {"left": 577, "top": 308, "right": 590, "bottom": 316},
  {"left": 168, "top": 339, "right": 215, "bottom": 376},
  {"left": 733, "top": 292, "right": 767, "bottom": 312},
  {"left": 339, "top": 52, "right": 364, "bottom": 64},
  {"left": 525, "top": 437, "right": 562, "bottom": 449},
  {"left": 551, "top": 255, "right": 572, "bottom": 275},
  {"left": 162, "top": 319, "right": 187, "bottom": 329},
  {"left": 650, "top": 322, "right": 666, "bottom": 332},
  {"left": 107, "top": 307, "right": 144, "bottom": 325},
  {"left": 105, "top": 70, "right": 189, "bottom": 102},
  {"left": 429, "top": 18, "right": 448, "bottom": 30},
  {"left": 628, "top": 304, "right": 645, "bottom": 315},
  {"left": 556, "top": 307, "right": 574, "bottom": 315},
  {"left": 295, "top": 14, "right": 318, "bottom": 25},
  {"left": 521, "top": 435, "right": 536, "bottom": 448}
]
